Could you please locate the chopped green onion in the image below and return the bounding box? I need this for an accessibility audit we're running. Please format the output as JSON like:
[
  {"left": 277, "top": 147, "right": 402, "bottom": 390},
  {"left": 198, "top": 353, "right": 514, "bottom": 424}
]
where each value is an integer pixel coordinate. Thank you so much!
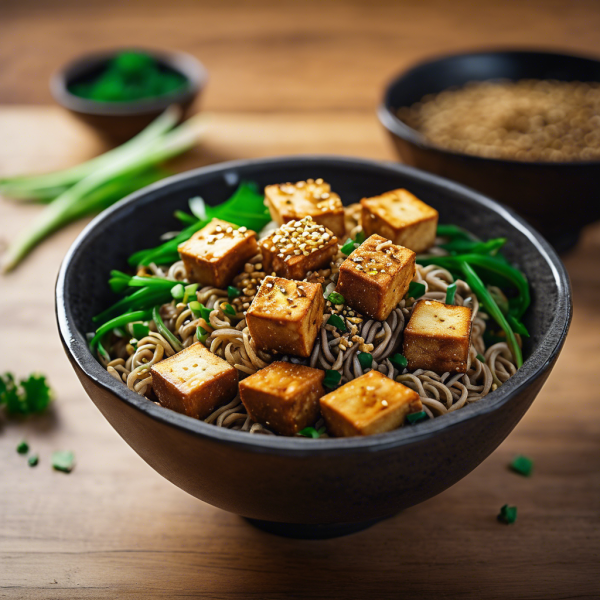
[
  {"left": 200, "top": 305, "right": 213, "bottom": 322},
  {"left": 298, "top": 426, "right": 326, "bottom": 438},
  {"left": 327, "top": 314, "right": 347, "bottom": 332},
  {"left": 228, "top": 286, "right": 241, "bottom": 300},
  {"left": 357, "top": 352, "right": 373, "bottom": 369},
  {"left": 497, "top": 504, "right": 517, "bottom": 525},
  {"left": 28, "top": 454, "right": 39, "bottom": 467},
  {"left": 323, "top": 369, "right": 342, "bottom": 388},
  {"left": 436, "top": 223, "right": 477, "bottom": 242},
  {"left": 16, "top": 441, "right": 29, "bottom": 454},
  {"left": 354, "top": 230, "right": 366, "bottom": 244},
  {"left": 407, "top": 281, "right": 426, "bottom": 299},
  {"left": 189, "top": 196, "right": 207, "bottom": 220},
  {"left": 196, "top": 326, "right": 209, "bottom": 343},
  {"left": 185, "top": 283, "right": 198, "bottom": 297},
  {"left": 509, "top": 455, "right": 534, "bottom": 477},
  {"left": 476, "top": 353, "right": 486, "bottom": 363},
  {"left": 171, "top": 283, "right": 185, "bottom": 300},
  {"left": 52, "top": 450, "right": 75, "bottom": 473},
  {"left": 445, "top": 282, "right": 457, "bottom": 305},
  {"left": 507, "top": 315, "right": 530, "bottom": 338},
  {"left": 152, "top": 306, "right": 183, "bottom": 352},
  {"left": 327, "top": 292, "right": 345, "bottom": 305},
  {"left": 406, "top": 411, "right": 428, "bottom": 424},
  {"left": 189, "top": 301, "right": 203, "bottom": 318},
  {"left": 390, "top": 353, "right": 408, "bottom": 370},
  {"left": 131, "top": 323, "right": 150, "bottom": 340},
  {"left": 340, "top": 239, "right": 356, "bottom": 255},
  {"left": 223, "top": 303, "right": 237, "bottom": 316}
]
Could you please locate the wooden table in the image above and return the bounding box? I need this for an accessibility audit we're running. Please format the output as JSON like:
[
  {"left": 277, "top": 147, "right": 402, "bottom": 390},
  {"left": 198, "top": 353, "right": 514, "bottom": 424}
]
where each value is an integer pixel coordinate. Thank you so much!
[{"left": 1, "top": 2, "right": 599, "bottom": 599}]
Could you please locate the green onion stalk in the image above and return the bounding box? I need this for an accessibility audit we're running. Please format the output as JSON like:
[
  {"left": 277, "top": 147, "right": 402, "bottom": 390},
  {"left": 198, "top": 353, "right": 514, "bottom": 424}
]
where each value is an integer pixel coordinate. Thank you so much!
[{"left": 2, "top": 110, "right": 207, "bottom": 273}]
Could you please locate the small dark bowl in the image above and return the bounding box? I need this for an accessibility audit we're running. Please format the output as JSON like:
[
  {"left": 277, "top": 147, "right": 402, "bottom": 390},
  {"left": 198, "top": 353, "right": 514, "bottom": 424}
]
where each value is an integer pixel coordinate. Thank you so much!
[
  {"left": 378, "top": 49, "right": 600, "bottom": 252},
  {"left": 56, "top": 157, "right": 571, "bottom": 538},
  {"left": 51, "top": 48, "right": 207, "bottom": 142}
]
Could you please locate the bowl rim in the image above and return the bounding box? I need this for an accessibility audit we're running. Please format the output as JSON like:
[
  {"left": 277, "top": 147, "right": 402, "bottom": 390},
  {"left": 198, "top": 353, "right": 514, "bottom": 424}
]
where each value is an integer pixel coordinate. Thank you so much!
[
  {"left": 56, "top": 155, "right": 572, "bottom": 457},
  {"left": 50, "top": 46, "right": 207, "bottom": 116},
  {"left": 378, "top": 47, "right": 600, "bottom": 168}
]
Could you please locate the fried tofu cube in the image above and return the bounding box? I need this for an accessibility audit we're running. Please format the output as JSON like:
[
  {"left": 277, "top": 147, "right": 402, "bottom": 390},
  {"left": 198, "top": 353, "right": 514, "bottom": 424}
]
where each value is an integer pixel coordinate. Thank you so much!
[
  {"left": 320, "top": 370, "right": 422, "bottom": 437},
  {"left": 335, "top": 234, "right": 415, "bottom": 321},
  {"left": 260, "top": 217, "right": 338, "bottom": 280},
  {"left": 239, "top": 362, "right": 325, "bottom": 436},
  {"left": 246, "top": 277, "right": 324, "bottom": 357},
  {"left": 361, "top": 188, "right": 438, "bottom": 253},
  {"left": 265, "top": 179, "right": 346, "bottom": 238},
  {"left": 150, "top": 342, "right": 238, "bottom": 419},
  {"left": 178, "top": 218, "right": 258, "bottom": 288},
  {"left": 403, "top": 299, "right": 473, "bottom": 373}
]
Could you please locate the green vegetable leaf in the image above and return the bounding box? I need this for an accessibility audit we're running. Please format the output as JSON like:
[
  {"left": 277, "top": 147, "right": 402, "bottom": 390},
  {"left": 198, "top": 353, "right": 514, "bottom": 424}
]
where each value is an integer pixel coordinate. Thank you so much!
[
  {"left": 196, "top": 326, "right": 209, "bottom": 343},
  {"left": 327, "top": 314, "right": 347, "bottom": 332},
  {"left": 445, "top": 282, "right": 457, "bottom": 305},
  {"left": 327, "top": 291, "right": 345, "bottom": 305},
  {"left": 228, "top": 286, "right": 241, "bottom": 300},
  {"left": 52, "top": 451, "right": 75, "bottom": 473},
  {"left": 171, "top": 283, "right": 185, "bottom": 300},
  {"left": 406, "top": 411, "right": 428, "bottom": 424},
  {"left": 323, "top": 369, "right": 342, "bottom": 389},
  {"left": 131, "top": 323, "right": 150, "bottom": 340},
  {"left": 298, "top": 426, "right": 326, "bottom": 438},
  {"left": 340, "top": 239, "right": 356, "bottom": 255},
  {"left": 390, "top": 353, "right": 408, "bottom": 370},
  {"left": 20, "top": 374, "right": 53, "bottom": 414},
  {"left": 497, "top": 504, "right": 517, "bottom": 525},
  {"left": 357, "top": 352, "right": 373, "bottom": 369},
  {"left": 223, "top": 303, "right": 237, "bottom": 316},
  {"left": 509, "top": 455, "right": 533, "bottom": 477},
  {"left": 407, "top": 281, "right": 426, "bottom": 299}
]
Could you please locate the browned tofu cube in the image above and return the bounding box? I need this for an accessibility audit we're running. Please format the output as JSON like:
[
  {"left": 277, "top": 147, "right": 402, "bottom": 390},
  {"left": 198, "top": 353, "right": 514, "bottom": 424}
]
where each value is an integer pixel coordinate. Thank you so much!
[
  {"left": 239, "top": 362, "right": 324, "bottom": 436},
  {"left": 150, "top": 343, "right": 238, "bottom": 419},
  {"left": 320, "top": 370, "right": 422, "bottom": 437},
  {"left": 335, "top": 234, "right": 415, "bottom": 321},
  {"left": 259, "top": 217, "right": 338, "bottom": 280},
  {"left": 246, "top": 277, "right": 324, "bottom": 357},
  {"left": 265, "top": 179, "right": 346, "bottom": 238},
  {"left": 361, "top": 188, "right": 438, "bottom": 253},
  {"left": 403, "top": 299, "right": 473, "bottom": 373},
  {"left": 178, "top": 218, "right": 258, "bottom": 288}
]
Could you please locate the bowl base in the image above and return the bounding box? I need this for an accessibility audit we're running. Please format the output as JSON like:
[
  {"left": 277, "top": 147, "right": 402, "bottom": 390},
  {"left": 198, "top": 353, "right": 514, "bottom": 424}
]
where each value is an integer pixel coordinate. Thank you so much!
[{"left": 243, "top": 516, "right": 393, "bottom": 539}]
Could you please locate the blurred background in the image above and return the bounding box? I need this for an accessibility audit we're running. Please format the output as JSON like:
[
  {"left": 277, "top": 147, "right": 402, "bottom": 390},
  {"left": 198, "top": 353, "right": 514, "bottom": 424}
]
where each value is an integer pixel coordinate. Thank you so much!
[{"left": 1, "top": 1, "right": 599, "bottom": 599}]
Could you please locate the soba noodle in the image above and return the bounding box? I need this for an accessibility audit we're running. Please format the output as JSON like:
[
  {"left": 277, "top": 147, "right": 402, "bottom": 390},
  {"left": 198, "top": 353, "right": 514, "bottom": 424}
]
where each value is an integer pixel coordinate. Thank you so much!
[{"left": 99, "top": 214, "right": 519, "bottom": 436}]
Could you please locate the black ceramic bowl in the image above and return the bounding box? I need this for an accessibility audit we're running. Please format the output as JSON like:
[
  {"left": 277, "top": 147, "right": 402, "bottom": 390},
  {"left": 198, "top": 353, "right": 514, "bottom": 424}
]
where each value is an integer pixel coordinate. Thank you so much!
[
  {"left": 378, "top": 49, "right": 600, "bottom": 252},
  {"left": 51, "top": 48, "right": 207, "bottom": 142},
  {"left": 56, "top": 157, "right": 571, "bottom": 539}
]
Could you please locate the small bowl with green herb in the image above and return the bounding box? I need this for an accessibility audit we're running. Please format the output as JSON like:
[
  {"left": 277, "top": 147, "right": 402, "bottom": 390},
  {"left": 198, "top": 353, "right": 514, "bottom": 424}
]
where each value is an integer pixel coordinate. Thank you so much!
[{"left": 51, "top": 48, "right": 207, "bottom": 141}]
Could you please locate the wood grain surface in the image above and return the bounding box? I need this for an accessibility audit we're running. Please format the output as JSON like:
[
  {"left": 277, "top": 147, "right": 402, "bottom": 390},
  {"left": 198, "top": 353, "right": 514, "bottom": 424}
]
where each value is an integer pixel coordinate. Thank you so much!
[{"left": 1, "top": 2, "right": 599, "bottom": 599}]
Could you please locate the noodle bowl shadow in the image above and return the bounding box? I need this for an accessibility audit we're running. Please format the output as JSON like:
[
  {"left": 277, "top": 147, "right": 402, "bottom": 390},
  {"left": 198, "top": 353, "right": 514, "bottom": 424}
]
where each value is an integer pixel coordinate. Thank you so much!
[{"left": 56, "top": 156, "right": 571, "bottom": 539}]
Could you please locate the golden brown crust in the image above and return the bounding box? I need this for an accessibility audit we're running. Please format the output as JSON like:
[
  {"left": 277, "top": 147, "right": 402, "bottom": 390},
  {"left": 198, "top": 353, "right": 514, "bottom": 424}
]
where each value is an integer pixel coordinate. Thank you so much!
[
  {"left": 239, "top": 361, "right": 324, "bottom": 435},
  {"left": 265, "top": 179, "right": 346, "bottom": 237},
  {"left": 246, "top": 277, "right": 324, "bottom": 357},
  {"left": 259, "top": 217, "right": 338, "bottom": 280},
  {"left": 403, "top": 299, "right": 473, "bottom": 373},
  {"left": 319, "top": 370, "right": 422, "bottom": 437},
  {"left": 360, "top": 188, "right": 438, "bottom": 253},
  {"left": 335, "top": 234, "right": 416, "bottom": 321},
  {"left": 178, "top": 218, "right": 258, "bottom": 288},
  {"left": 150, "top": 343, "right": 239, "bottom": 419}
]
